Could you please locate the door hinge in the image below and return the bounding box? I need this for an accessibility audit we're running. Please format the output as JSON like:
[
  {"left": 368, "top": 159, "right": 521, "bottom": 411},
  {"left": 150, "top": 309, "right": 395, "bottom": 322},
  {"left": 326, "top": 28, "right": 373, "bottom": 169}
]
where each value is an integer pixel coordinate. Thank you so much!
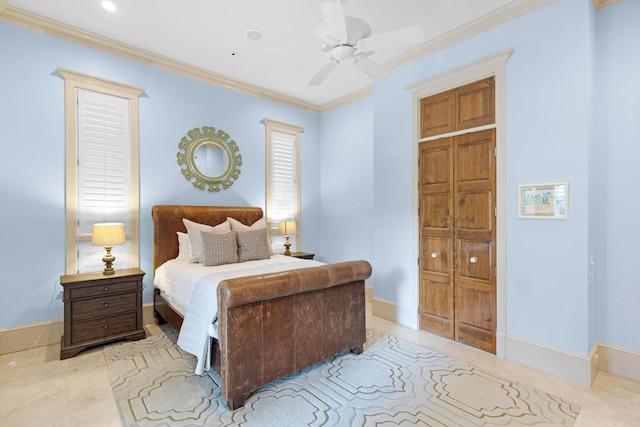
[{"left": 494, "top": 207, "right": 497, "bottom": 217}]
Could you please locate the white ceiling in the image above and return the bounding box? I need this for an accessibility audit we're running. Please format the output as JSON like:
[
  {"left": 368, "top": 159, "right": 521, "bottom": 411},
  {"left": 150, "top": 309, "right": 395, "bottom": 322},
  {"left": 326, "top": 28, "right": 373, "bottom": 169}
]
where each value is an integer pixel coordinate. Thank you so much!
[{"left": 5, "top": 0, "right": 539, "bottom": 109}]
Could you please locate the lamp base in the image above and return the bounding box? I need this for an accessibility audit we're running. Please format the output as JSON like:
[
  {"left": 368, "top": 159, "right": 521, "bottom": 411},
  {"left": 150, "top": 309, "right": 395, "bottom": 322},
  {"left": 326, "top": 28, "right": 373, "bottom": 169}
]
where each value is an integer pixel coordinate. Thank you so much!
[
  {"left": 284, "top": 237, "right": 292, "bottom": 256},
  {"left": 103, "top": 247, "right": 116, "bottom": 275}
]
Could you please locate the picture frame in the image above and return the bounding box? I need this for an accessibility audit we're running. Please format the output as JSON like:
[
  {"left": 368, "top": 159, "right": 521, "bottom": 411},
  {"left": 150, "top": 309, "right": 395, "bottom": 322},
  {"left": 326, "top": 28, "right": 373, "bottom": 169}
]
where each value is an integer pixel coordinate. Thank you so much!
[{"left": 518, "top": 182, "right": 568, "bottom": 219}]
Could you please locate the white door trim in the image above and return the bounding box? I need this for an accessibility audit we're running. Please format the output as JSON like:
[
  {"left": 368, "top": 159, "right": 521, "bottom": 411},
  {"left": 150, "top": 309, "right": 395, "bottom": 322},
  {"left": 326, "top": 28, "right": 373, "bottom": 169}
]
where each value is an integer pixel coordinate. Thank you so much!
[{"left": 407, "top": 49, "right": 512, "bottom": 358}]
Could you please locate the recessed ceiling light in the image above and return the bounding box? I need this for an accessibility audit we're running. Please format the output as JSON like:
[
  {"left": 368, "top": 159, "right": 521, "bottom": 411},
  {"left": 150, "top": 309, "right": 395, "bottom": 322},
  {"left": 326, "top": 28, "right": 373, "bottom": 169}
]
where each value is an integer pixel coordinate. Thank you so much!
[
  {"left": 102, "top": 1, "right": 116, "bottom": 12},
  {"left": 245, "top": 30, "right": 263, "bottom": 41}
]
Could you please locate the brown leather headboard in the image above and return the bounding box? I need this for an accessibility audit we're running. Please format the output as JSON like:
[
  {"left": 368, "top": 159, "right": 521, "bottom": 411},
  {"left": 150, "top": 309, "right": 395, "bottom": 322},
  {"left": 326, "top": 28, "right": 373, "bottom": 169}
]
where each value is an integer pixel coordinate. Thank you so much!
[{"left": 151, "top": 205, "right": 264, "bottom": 271}]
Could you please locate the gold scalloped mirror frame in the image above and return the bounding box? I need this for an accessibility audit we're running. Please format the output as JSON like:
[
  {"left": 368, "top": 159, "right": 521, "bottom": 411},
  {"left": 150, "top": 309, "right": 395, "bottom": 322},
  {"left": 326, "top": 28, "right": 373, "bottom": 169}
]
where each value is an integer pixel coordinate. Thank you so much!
[{"left": 177, "top": 126, "right": 242, "bottom": 192}]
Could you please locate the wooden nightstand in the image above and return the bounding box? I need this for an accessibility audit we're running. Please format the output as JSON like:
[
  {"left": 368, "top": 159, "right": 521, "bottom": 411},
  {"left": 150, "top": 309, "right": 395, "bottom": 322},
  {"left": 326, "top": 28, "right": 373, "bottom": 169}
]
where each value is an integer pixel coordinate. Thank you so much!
[
  {"left": 60, "top": 268, "right": 145, "bottom": 359},
  {"left": 289, "top": 252, "right": 315, "bottom": 260}
]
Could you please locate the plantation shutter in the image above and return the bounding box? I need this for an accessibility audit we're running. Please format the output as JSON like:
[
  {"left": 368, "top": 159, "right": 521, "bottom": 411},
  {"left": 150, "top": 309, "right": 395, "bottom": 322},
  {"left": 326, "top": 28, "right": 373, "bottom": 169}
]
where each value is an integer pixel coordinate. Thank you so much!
[
  {"left": 270, "top": 130, "right": 297, "bottom": 222},
  {"left": 76, "top": 89, "right": 131, "bottom": 272},
  {"left": 76, "top": 89, "right": 131, "bottom": 235}
]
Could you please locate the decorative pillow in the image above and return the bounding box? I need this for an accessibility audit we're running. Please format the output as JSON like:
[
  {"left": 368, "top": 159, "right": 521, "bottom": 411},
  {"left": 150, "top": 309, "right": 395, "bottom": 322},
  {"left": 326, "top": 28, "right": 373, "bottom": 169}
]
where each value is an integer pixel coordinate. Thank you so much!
[
  {"left": 201, "top": 231, "right": 238, "bottom": 267},
  {"left": 227, "top": 216, "right": 273, "bottom": 255},
  {"left": 177, "top": 231, "right": 191, "bottom": 260},
  {"left": 227, "top": 216, "right": 267, "bottom": 231},
  {"left": 237, "top": 229, "right": 271, "bottom": 262},
  {"left": 183, "top": 218, "right": 231, "bottom": 263}
]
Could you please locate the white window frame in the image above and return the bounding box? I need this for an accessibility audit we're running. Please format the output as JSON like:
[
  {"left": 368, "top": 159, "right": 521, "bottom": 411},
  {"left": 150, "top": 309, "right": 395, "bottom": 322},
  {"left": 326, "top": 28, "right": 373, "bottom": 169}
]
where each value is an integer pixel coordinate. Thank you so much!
[
  {"left": 60, "top": 68, "right": 143, "bottom": 274},
  {"left": 263, "top": 119, "right": 303, "bottom": 253}
]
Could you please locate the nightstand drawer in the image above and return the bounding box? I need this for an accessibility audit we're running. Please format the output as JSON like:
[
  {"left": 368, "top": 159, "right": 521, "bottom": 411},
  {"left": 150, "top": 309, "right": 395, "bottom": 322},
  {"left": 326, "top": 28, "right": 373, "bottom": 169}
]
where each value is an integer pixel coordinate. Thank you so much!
[
  {"left": 72, "top": 292, "right": 137, "bottom": 321},
  {"left": 71, "top": 312, "right": 138, "bottom": 343},
  {"left": 70, "top": 280, "right": 139, "bottom": 299}
]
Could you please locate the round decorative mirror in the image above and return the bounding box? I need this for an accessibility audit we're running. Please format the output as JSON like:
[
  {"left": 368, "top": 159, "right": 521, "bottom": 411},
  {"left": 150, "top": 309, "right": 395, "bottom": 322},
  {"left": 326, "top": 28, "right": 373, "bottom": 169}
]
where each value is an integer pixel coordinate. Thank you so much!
[{"left": 177, "top": 126, "right": 242, "bottom": 192}]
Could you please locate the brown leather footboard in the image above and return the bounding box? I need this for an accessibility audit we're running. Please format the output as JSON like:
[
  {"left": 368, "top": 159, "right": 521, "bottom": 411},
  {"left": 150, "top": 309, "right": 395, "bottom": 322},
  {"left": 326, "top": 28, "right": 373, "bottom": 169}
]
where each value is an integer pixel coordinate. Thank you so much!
[{"left": 216, "top": 260, "right": 372, "bottom": 410}]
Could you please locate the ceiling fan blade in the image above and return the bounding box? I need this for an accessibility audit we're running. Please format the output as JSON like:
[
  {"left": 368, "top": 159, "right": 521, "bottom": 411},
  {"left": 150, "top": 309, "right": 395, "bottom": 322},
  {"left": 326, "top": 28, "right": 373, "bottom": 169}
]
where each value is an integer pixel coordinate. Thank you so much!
[
  {"left": 354, "top": 56, "right": 391, "bottom": 81},
  {"left": 308, "top": 60, "right": 339, "bottom": 86},
  {"left": 320, "top": 2, "right": 348, "bottom": 42},
  {"left": 359, "top": 25, "right": 424, "bottom": 51}
]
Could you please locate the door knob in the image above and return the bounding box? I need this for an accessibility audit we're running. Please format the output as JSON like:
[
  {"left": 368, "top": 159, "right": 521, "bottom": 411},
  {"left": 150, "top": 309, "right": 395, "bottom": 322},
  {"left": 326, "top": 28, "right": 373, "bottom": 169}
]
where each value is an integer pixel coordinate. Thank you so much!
[
  {"left": 469, "top": 256, "right": 478, "bottom": 264},
  {"left": 431, "top": 252, "right": 438, "bottom": 258}
]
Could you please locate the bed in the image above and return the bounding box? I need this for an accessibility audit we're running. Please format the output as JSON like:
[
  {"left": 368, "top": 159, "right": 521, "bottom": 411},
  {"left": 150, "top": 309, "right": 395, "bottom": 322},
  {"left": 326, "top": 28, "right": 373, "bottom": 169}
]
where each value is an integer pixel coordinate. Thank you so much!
[{"left": 151, "top": 205, "right": 372, "bottom": 410}]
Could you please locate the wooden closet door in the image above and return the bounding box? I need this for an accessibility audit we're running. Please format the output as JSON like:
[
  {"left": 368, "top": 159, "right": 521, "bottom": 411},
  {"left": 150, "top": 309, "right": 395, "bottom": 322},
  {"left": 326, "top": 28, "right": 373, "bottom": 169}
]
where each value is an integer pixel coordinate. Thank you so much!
[
  {"left": 453, "top": 129, "right": 496, "bottom": 352},
  {"left": 419, "top": 137, "right": 454, "bottom": 338},
  {"left": 418, "top": 77, "right": 496, "bottom": 353}
]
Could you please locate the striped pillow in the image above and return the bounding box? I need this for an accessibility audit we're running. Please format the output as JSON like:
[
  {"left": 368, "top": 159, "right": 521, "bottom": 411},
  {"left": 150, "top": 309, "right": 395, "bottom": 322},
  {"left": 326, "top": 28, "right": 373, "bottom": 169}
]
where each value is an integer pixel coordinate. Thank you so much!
[{"left": 201, "top": 231, "right": 238, "bottom": 266}]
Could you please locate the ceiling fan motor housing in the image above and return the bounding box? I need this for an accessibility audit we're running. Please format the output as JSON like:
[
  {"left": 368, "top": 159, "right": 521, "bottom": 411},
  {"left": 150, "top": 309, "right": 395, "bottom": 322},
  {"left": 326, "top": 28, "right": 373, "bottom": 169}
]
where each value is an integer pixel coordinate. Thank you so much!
[{"left": 316, "top": 16, "right": 371, "bottom": 52}]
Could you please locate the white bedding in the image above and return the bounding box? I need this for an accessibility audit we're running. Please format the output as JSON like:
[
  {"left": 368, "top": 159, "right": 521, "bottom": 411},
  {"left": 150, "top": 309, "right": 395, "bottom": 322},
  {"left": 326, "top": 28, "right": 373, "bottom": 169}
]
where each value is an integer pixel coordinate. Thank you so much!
[{"left": 153, "top": 255, "right": 325, "bottom": 374}]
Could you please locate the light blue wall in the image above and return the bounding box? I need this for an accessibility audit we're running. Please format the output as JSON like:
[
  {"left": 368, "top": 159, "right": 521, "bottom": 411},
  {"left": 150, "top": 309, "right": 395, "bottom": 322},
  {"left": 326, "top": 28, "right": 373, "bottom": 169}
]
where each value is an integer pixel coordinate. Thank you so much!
[
  {"left": 0, "top": 21, "right": 321, "bottom": 329},
  {"left": 594, "top": 0, "right": 640, "bottom": 352},
  {"left": 319, "top": 98, "right": 374, "bottom": 264}
]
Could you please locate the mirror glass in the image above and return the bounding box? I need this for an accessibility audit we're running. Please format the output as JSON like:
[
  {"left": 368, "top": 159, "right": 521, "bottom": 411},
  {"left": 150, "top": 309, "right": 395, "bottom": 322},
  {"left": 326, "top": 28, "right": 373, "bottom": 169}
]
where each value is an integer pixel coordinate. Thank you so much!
[{"left": 194, "top": 143, "right": 228, "bottom": 178}]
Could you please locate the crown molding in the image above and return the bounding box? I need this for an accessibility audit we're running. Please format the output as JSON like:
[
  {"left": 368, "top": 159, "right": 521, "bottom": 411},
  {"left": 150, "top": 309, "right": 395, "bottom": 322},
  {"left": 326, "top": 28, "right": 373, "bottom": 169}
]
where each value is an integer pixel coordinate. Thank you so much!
[
  {"left": 319, "top": 86, "right": 373, "bottom": 114},
  {"left": 0, "top": 0, "right": 560, "bottom": 114},
  {"left": 594, "top": 0, "right": 623, "bottom": 10},
  {"left": 0, "top": 1, "right": 322, "bottom": 114},
  {"left": 384, "top": 0, "right": 557, "bottom": 71}
]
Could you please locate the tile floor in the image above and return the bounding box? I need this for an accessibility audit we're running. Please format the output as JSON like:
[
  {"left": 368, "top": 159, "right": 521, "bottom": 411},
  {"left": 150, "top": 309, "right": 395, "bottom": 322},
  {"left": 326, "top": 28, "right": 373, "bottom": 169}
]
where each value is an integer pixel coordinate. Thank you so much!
[{"left": 1, "top": 309, "right": 639, "bottom": 427}]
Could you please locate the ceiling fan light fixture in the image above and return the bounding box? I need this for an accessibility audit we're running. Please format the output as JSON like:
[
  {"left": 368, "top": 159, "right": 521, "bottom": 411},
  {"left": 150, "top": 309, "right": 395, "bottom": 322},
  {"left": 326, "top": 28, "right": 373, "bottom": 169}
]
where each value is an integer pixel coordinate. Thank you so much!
[{"left": 332, "top": 45, "right": 355, "bottom": 61}]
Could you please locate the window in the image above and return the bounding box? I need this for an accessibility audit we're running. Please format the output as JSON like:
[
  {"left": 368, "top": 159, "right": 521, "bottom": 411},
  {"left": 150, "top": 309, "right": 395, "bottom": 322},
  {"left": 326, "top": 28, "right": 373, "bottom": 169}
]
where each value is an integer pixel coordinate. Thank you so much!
[
  {"left": 60, "top": 68, "right": 144, "bottom": 274},
  {"left": 263, "top": 119, "right": 303, "bottom": 253}
]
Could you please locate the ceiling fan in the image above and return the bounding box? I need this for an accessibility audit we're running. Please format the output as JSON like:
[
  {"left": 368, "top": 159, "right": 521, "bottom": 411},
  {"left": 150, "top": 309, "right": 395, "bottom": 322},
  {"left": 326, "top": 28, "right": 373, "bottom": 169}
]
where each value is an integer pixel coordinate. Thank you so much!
[{"left": 308, "top": 0, "right": 424, "bottom": 86}]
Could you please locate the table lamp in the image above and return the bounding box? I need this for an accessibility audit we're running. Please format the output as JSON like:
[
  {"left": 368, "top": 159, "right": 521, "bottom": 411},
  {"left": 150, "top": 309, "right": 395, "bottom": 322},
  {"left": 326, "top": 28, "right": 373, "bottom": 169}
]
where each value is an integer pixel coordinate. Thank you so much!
[
  {"left": 91, "top": 223, "right": 126, "bottom": 275},
  {"left": 278, "top": 220, "right": 297, "bottom": 256}
]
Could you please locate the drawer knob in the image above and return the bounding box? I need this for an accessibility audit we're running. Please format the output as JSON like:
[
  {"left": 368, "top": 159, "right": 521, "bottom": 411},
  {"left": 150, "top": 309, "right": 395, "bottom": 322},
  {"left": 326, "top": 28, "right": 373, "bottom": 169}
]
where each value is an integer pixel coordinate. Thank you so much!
[
  {"left": 103, "top": 324, "right": 109, "bottom": 329},
  {"left": 103, "top": 287, "right": 109, "bottom": 292},
  {"left": 103, "top": 303, "right": 109, "bottom": 308}
]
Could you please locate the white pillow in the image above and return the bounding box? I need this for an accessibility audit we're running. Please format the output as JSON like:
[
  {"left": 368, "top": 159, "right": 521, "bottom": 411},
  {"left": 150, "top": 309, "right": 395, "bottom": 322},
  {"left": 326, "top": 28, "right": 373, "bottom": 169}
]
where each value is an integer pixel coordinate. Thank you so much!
[
  {"left": 227, "top": 216, "right": 267, "bottom": 231},
  {"left": 177, "top": 231, "right": 191, "bottom": 260},
  {"left": 183, "top": 218, "right": 231, "bottom": 263}
]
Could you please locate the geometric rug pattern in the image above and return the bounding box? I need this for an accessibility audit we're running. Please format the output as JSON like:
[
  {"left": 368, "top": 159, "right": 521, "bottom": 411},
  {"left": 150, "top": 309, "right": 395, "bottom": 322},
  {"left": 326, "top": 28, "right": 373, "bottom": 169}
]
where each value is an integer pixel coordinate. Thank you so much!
[{"left": 103, "top": 325, "right": 580, "bottom": 426}]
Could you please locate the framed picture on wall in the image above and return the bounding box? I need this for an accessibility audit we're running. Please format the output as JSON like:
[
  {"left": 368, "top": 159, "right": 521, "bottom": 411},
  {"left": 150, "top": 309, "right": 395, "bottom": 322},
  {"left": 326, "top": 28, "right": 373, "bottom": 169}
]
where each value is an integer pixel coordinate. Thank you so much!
[{"left": 518, "top": 182, "right": 568, "bottom": 219}]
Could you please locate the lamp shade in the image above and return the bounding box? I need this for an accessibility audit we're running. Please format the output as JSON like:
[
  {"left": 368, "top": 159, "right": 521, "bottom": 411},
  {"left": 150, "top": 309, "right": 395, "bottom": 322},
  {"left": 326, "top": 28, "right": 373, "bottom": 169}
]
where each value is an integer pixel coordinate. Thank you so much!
[
  {"left": 91, "top": 223, "right": 126, "bottom": 246},
  {"left": 278, "top": 220, "right": 297, "bottom": 235}
]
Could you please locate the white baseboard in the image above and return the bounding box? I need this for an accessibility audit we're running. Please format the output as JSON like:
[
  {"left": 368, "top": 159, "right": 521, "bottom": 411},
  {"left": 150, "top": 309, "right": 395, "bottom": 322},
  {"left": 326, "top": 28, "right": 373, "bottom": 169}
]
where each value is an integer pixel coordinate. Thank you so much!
[
  {"left": 594, "top": 342, "right": 640, "bottom": 382},
  {"left": 364, "top": 285, "right": 374, "bottom": 303},
  {"left": 0, "top": 319, "right": 64, "bottom": 356},
  {"left": 371, "top": 296, "right": 417, "bottom": 329},
  {"left": 505, "top": 335, "right": 592, "bottom": 386},
  {"left": 0, "top": 303, "right": 158, "bottom": 356}
]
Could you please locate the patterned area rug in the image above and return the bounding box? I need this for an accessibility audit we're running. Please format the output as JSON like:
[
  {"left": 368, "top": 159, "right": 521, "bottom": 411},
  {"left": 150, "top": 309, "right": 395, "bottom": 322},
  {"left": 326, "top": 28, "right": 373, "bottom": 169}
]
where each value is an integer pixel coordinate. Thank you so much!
[{"left": 103, "top": 326, "right": 580, "bottom": 426}]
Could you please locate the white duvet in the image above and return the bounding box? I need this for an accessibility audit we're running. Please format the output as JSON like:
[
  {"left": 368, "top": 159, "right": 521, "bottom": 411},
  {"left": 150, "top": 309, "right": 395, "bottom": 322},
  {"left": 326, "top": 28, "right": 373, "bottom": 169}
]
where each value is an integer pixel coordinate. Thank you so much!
[{"left": 153, "top": 255, "right": 325, "bottom": 374}]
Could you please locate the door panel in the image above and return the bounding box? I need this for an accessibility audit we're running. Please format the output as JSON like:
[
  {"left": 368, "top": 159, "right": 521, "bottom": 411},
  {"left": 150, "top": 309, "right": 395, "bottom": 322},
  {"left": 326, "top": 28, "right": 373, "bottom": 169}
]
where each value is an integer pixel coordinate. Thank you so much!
[
  {"left": 420, "top": 91, "right": 454, "bottom": 138},
  {"left": 420, "top": 278, "right": 453, "bottom": 336},
  {"left": 422, "top": 237, "right": 451, "bottom": 274},
  {"left": 457, "top": 192, "right": 491, "bottom": 230},
  {"left": 457, "top": 239, "right": 492, "bottom": 281},
  {"left": 455, "top": 284, "right": 495, "bottom": 350},
  {"left": 455, "top": 77, "right": 495, "bottom": 131}
]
